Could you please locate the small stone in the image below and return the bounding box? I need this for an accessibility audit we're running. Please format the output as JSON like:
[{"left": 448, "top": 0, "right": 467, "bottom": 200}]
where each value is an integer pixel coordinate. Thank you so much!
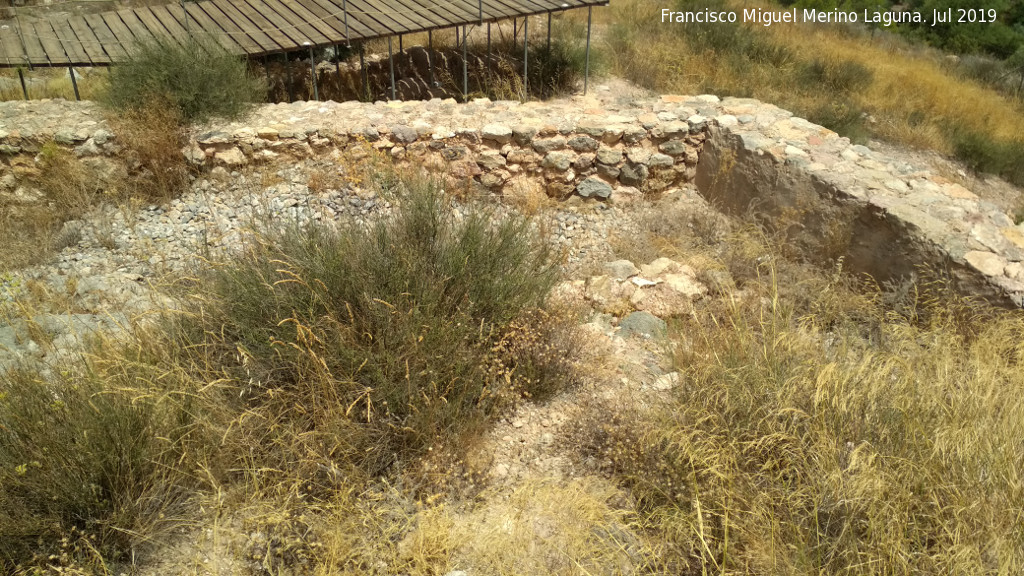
[
  {"left": 640, "top": 257, "right": 679, "bottom": 278},
  {"left": 390, "top": 124, "right": 419, "bottom": 144},
  {"left": 659, "top": 139, "right": 688, "bottom": 156},
  {"left": 214, "top": 147, "right": 247, "bottom": 166},
  {"left": 567, "top": 135, "right": 599, "bottom": 152},
  {"left": 596, "top": 146, "right": 622, "bottom": 165},
  {"left": 648, "top": 153, "right": 674, "bottom": 168},
  {"left": 965, "top": 250, "right": 1007, "bottom": 277},
  {"left": 618, "top": 311, "right": 667, "bottom": 339},
  {"left": 533, "top": 136, "right": 567, "bottom": 153},
  {"left": 481, "top": 123, "right": 513, "bottom": 144},
  {"left": 576, "top": 176, "right": 613, "bottom": 199},
  {"left": 619, "top": 163, "right": 648, "bottom": 186},
  {"left": 605, "top": 259, "right": 639, "bottom": 279},
  {"left": 543, "top": 151, "right": 574, "bottom": 171},
  {"left": 651, "top": 372, "right": 680, "bottom": 390},
  {"left": 687, "top": 114, "right": 707, "bottom": 131},
  {"left": 626, "top": 148, "right": 652, "bottom": 165}
]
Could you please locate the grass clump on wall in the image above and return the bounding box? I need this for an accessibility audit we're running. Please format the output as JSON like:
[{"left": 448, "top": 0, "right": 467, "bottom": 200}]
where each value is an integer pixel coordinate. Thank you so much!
[{"left": 104, "top": 35, "right": 263, "bottom": 123}]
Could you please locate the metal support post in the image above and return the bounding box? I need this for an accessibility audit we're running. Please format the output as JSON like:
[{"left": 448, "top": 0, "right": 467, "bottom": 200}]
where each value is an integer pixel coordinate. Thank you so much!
[
  {"left": 181, "top": 1, "right": 190, "bottom": 36},
  {"left": 360, "top": 42, "right": 369, "bottom": 100},
  {"left": 69, "top": 66, "right": 80, "bottom": 101},
  {"left": 487, "top": 23, "right": 491, "bottom": 60},
  {"left": 523, "top": 17, "right": 528, "bottom": 99},
  {"left": 584, "top": 7, "right": 592, "bottom": 95},
  {"left": 388, "top": 37, "right": 396, "bottom": 100},
  {"left": 335, "top": 44, "right": 343, "bottom": 88},
  {"left": 286, "top": 52, "right": 295, "bottom": 102},
  {"left": 18, "top": 68, "right": 28, "bottom": 100},
  {"left": 307, "top": 43, "right": 318, "bottom": 101},
  {"left": 547, "top": 12, "right": 552, "bottom": 52},
  {"left": 399, "top": 34, "right": 403, "bottom": 53},
  {"left": 428, "top": 30, "right": 435, "bottom": 86},
  {"left": 462, "top": 25, "right": 468, "bottom": 100}
]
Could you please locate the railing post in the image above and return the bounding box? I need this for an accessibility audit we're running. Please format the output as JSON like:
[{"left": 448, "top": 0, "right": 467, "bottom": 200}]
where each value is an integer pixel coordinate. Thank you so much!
[
  {"left": 523, "top": 17, "right": 528, "bottom": 100},
  {"left": 388, "top": 36, "right": 396, "bottom": 100},
  {"left": 306, "top": 42, "right": 318, "bottom": 101},
  {"left": 462, "top": 25, "right": 468, "bottom": 100},
  {"left": 18, "top": 68, "right": 28, "bottom": 100},
  {"left": 69, "top": 66, "right": 80, "bottom": 101}
]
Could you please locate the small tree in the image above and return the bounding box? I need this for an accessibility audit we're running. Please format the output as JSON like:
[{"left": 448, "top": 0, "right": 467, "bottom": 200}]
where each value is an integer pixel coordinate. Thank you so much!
[{"left": 104, "top": 35, "right": 264, "bottom": 124}]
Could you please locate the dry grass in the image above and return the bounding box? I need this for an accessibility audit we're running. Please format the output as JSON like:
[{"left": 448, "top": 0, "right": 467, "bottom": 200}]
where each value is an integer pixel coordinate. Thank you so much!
[
  {"left": 578, "top": 214, "right": 1024, "bottom": 574},
  {"left": 0, "top": 68, "right": 109, "bottom": 102},
  {"left": 0, "top": 104, "right": 187, "bottom": 272},
  {"left": 592, "top": 0, "right": 1024, "bottom": 183}
]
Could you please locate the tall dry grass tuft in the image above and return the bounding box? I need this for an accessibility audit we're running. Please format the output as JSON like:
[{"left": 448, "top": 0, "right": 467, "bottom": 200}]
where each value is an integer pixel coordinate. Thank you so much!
[{"left": 578, "top": 228, "right": 1024, "bottom": 574}]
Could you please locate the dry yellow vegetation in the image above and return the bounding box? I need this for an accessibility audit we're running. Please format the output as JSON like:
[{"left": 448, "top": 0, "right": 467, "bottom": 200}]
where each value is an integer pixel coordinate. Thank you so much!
[{"left": 593, "top": 0, "right": 1024, "bottom": 184}]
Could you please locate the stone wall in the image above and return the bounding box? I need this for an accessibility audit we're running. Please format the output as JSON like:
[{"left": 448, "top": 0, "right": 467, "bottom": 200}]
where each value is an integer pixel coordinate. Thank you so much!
[
  {"left": 185, "top": 97, "right": 707, "bottom": 202},
  {"left": 3, "top": 92, "right": 1024, "bottom": 307}
]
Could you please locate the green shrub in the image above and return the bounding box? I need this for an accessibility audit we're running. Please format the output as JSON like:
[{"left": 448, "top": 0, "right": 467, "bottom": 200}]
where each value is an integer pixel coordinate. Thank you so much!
[
  {"left": 0, "top": 366, "right": 196, "bottom": 570},
  {"left": 807, "top": 99, "right": 871, "bottom": 144},
  {"left": 800, "top": 58, "right": 874, "bottom": 93},
  {"left": 189, "top": 173, "right": 568, "bottom": 475},
  {"left": 104, "top": 35, "right": 264, "bottom": 123},
  {"left": 947, "top": 125, "right": 1024, "bottom": 186}
]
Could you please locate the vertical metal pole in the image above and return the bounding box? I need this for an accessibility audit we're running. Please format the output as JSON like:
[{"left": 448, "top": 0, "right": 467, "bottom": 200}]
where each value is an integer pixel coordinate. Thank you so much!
[
  {"left": 512, "top": 18, "right": 517, "bottom": 52},
  {"left": 399, "top": 34, "right": 403, "bottom": 53},
  {"left": 427, "top": 30, "right": 435, "bottom": 87},
  {"left": 360, "top": 42, "right": 368, "bottom": 100},
  {"left": 462, "top": 25, "right": 468, "bottom": 100},
  {"left": 265, "top": 57, "right": 272, "bottom": 99},
  {"left": 335, "top": 44, "right": 343, "bottom": 95},
  {"left": 487, "top": 23, "right": 491, "bottom": 60},
  {"left": 584, "top": 7, "right": 592, "bottom": 96},
  {"left": 68, "top": 66, "right": 80, "bottom": 101},
  {"left": 455, "top": 26, "right": 459, "bottom": 50},
  {"left": 342, "top": 0, "right": 350, "bottom": 46},
  {"left": 18, "top": 68, "right": 27, "bottom": 100},
  {"left": 388, "top": 37, "right": 396, "bottom": 100},
  {"left": 523, "top": 17, "right": 528, "bottom": 100},
  {"left": 181, "top": 0, "right": 190, "bottom": 36},
  {"left": 547, "top": 12, "right": 551, "bottom": 52},
  {"left": 286, "top": 52, "right": 295, "bottom": 102},
  {"left": 308, "top": 44, "right": 319, "bottom": 101}
]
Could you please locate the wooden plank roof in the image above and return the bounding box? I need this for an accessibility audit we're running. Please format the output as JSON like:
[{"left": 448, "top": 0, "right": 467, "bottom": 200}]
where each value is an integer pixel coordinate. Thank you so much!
[{"left": 0, "top": 0, "right": 607, "bottom": 68}]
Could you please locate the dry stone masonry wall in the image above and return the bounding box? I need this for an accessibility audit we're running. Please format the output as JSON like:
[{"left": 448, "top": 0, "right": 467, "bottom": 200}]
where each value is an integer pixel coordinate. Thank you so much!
[{"left": 2, "top": 92, "right": 1024, "bottom": 306}]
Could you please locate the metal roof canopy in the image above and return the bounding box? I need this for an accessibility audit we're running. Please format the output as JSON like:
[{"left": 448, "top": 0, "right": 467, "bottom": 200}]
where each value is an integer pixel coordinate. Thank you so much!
[{"left": 0, "top": 0, "right": 608, "bottom": 68}]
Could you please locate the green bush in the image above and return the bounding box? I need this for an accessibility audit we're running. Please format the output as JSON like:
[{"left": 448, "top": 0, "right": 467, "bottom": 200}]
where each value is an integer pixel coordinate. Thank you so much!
[
  {"left": 0, "top": 367, "right": 196, "bottom": 570},
  {"left": 104, "top": 35, "right": 264, "bottom": 123},
  {"left": 947, "top": 125, "right": 1024, "bottom": 185},
  {"left": 808, "top": 99, "right": 871, "bottom": 144},
  {"left": 800, "top": 58, "right": 874, "bottom": 93},
  {"left": 190, "top": 174, "right": 568, "bottom": 475}
]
